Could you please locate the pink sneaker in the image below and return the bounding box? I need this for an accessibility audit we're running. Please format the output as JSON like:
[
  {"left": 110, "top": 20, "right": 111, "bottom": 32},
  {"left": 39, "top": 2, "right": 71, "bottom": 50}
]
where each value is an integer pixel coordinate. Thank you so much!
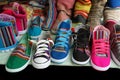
[
  {"left": 2, "top": 2, "right": 27, "bottom": 35},
  {"left": 91, "top": 25, "right": 111, "bottom": 71}
]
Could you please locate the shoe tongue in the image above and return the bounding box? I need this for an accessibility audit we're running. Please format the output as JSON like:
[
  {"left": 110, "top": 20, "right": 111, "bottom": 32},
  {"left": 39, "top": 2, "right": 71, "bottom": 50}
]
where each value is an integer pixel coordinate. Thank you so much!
[
  {"left": 59, "top": 21, "right": 70, "bottom": 30},
  {"left": 54, "top": 47, "right": 66, "bottom": 52},
  {"left": 94, "top": 30, "right": 108, "bottom": 40}
]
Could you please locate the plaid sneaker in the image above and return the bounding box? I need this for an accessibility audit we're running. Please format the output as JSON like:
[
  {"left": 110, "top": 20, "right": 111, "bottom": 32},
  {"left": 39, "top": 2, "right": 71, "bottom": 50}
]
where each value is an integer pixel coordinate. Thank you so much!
[
  {"left": 72, "top": 24, "right": 90, "bottom": 65},
  {"left": 91, "top": 25, "right": 111, "bottom": 71}
]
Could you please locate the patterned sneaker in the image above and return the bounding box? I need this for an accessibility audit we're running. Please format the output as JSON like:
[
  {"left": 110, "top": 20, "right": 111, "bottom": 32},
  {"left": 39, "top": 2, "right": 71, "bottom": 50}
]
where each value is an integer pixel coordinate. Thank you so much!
[
  {"left": 2, "top": 2, "right": 27, "bottom": 35},
  {"left": 51, "top": 19, "right": 72, "bottom": 63},
  {"left": 0, "top": 13, "right": 18, "bottom": 36},
  {"left": 31, "top": 31, "right": 54, "bottom": 69},
  {"left": 0, "top": 21, "right": 17, "bottom": 53},
  {"left": 91, "top": 25, "right": 111, "bottom": 71},
  {"left": 108, "top": 24, "right": 120, "bottom": 66},
  {"left": 72, "top": 0, "right": 91, "bottom": 24},
  {"left": 72, "top": 24, "right": 90, "bottom": 65},
  {"left": 5, "top": 34, "right": 32, "bottom": 73}
]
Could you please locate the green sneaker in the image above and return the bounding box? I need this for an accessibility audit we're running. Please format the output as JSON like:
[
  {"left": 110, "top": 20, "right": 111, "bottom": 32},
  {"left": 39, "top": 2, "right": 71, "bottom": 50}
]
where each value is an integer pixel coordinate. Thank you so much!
[{"left": 5, "top": 33, "right": 32, "bottom": 73}]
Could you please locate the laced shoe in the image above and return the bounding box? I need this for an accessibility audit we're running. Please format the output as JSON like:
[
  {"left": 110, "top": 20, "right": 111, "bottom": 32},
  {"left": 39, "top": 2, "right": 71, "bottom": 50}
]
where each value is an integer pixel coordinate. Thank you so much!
[
  {"left": 91, "top": 25, "right": 110, "bottom": 71},
  {"left": 72, "top": 24, "right": 90, "bottom": 65},
  {"left": 51, "top": 19, "right": 72, "bottom": 63}
]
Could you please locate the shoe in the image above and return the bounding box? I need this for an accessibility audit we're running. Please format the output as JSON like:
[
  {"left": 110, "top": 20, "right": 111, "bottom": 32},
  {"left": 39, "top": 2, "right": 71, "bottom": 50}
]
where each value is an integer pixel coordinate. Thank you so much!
[
  {"left": 72, "top": 0, "right": 91, "bottom": 24},
  {"left": 0, "top": 13, "right": 18, "bottom": 36},
  {"left": 51, "top": 19, "right": 72, "bottom": 63},
  {"left": 5, "top": 34, "right": 32, "bottom": 73},
  {"left": 91, "top": 25, "right": 110, "bottom": 71},
  {"left": 0, "top": 21, "right": 17, "bottom": 53},
  {"left": 107, "top": 24, "right": 120, "bottom": 66},
  {"left": 103, "top": 7, "right": 120, "bottom": 65},
  {"left": 2, "top": 2, "right": 27, "bottom": 35},
  {"left": 72, "top": 24, "right": 90, "bottom": 65},
  {"left": 31, "top": 31, "right": 54, "bottom": 69},
  {"left": 28, "top": 16, "right": 42, "bottom": 40}
]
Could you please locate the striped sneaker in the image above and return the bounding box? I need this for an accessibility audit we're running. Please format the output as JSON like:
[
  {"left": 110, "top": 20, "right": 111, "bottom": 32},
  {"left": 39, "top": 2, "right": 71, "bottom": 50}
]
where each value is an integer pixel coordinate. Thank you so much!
[
  {"left": 0, "top": 21, "right": 17, "bottom": 53},
  {"left": 5, "top": 34, "right": 32, "bottom": 73}
]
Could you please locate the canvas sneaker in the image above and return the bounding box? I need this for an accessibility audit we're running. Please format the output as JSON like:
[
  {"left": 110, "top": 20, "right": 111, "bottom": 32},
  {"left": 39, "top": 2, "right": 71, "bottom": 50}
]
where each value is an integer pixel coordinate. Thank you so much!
[
  {"left": 31, "top": 31, "right": 54, "bottom": 69},
  {"left": 91, "top": 25, "right": 111, "bottom": 71},
  {"left": 5, "top": 34, "right": 32, "bottom": 73},
  {"left": 72, "top": 24, "right": 90, "bottom": 65},
  {"left": 50, "top": 19, "right": 72, "bottom": 63}
]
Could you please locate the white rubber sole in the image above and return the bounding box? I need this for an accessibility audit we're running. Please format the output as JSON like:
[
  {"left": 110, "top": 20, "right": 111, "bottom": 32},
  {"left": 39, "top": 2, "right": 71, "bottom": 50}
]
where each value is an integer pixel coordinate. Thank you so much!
[
  {"left": 32, "top": 60, "right": 51, "bottom": 69},
  {"left": 51, "top": 55, "right": 69, "bottom": 64},
  {"left": 72, "top": 57, "right": 90, "bottom": 65},
  {"left": 91, "top": 60, "right": 110, "bottom": 71},
  {"left": 5, "top": 59, "right": 31, "bottom": 73}
]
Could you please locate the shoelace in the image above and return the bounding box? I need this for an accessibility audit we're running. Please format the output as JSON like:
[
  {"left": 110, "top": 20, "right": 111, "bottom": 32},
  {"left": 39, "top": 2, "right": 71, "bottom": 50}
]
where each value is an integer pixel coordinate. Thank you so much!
[
  {"left": 54, "top": 29, "right": 71, "bottom": 48},
  {"left": 36, "top": 39, "right": 54, "bottom": 56},
  {"left": 93, "top": 39, "right": 109, "bottom": 57},
  {"left": 73, "top": 28, "right": 89, "bottom": 48}
]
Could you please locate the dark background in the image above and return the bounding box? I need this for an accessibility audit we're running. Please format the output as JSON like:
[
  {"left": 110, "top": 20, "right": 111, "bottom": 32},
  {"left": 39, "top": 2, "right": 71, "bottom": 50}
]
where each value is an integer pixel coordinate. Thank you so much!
[{"left": 0, "top": 65, "right": 120, "bottom": 80}]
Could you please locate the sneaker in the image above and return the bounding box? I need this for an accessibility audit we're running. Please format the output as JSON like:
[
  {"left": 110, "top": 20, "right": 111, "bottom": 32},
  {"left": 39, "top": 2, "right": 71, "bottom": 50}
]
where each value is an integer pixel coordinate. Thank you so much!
[
  {"left": 51, "top": 19, "right": 72, "bottom": 63},
  {"left": 91, "top": 25, "right": 111, "bottom": 71},
  {"left": 0, "top": 13, "right": 18, "bottom": 36},
  {"left": 107, "top": 24, "right": 120, "bottom": 66},
  {"left": 103, "top": 7, "right": 120, "bottom": 66},
  {"left": 72, "top": 24, "right": 90, "bottom": 65},
  {"left": 31, "top": 31, "right": 54, "bottom": 69},
  {"left": 28, "top": 16, "right": 42, "bottom": 40},
  {"left": 0, "top": 21, "right": 17, "bottom": 53},
  {"left": 2, "top": 2, "right": 27, "bottom": 35},
  {"left": 5, "top": 34, "right": 32, "bottom": 73},
  {"left": 72, "top": 0, "right": 91, "bottom": 24}
]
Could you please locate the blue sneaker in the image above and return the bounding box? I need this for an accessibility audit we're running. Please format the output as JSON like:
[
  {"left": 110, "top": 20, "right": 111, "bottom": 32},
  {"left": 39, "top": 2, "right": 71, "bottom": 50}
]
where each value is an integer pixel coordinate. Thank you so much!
[
  {"left": 28, "top": 16, "right": 42, "bottom": 40},
  {"left": 50, "top": 19, "right": 72, "bottom": 63}
]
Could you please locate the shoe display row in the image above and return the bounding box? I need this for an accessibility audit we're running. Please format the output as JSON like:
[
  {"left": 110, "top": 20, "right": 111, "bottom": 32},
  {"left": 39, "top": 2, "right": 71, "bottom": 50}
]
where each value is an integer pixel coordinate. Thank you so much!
[{"left": 1, "top": 0, "right": 120, "bottom": 73}]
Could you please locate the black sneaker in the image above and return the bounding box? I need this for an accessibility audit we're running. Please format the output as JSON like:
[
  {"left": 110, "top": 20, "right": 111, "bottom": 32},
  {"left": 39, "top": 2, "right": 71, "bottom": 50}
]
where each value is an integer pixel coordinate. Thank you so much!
[{"left": 72, "top": 24, "right": 90, "bottom": 65}]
